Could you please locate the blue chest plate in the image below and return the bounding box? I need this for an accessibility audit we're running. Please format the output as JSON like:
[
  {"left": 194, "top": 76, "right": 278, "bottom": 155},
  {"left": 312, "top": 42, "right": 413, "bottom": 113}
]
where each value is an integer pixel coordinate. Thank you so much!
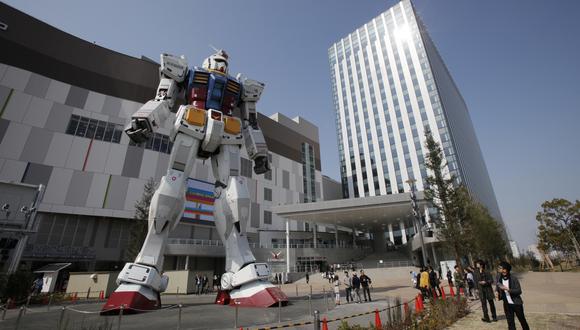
[{"left": 186, "top": 68, "right": 241, "bottom": 116}]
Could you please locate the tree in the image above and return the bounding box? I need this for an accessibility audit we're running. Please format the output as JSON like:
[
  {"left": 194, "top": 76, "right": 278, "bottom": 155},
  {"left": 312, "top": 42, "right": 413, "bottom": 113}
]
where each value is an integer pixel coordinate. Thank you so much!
[
  {"left": 423, "top": 130, "right": 473, "bottom": 271},
  {"left": 466, "top": 199, "right": 509, "bottom": 265},
  {"left": 124, "top": 178, "right": 157, "bottom": 261},
  {"left": 536, "top": 198, "right": 580, "bottom": 261}
]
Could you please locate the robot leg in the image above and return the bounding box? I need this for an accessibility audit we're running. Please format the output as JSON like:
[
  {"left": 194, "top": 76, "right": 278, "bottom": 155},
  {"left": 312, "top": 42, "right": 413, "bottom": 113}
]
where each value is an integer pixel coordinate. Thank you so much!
[
  {"left": 212, "top": 145, "right": 288, "bottom": 307},
  {"left": 102, "top": 133, "right": 199, "bottom": 314}
]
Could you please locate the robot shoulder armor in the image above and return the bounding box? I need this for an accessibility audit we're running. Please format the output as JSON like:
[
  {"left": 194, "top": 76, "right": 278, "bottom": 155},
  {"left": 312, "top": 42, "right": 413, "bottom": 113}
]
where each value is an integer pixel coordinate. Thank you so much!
[
  {"left": 160, "top": 53, "right": 188, "bottom": 83},
  {"left": 239, "top": 76, "right": 265, "bottom": 102}
]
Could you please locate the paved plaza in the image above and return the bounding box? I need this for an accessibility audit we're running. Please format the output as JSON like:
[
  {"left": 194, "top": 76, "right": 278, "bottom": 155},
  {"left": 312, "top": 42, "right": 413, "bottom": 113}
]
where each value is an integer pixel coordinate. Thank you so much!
[{"left": 1, "top": 270, "right": 579, "bottom": 329}]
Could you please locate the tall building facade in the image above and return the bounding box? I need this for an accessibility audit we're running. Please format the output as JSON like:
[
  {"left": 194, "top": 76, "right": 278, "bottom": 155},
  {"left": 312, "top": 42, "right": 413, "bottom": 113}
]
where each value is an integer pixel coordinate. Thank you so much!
[{"left": 328, "top": 0, "right": 502, "bottom": 221}]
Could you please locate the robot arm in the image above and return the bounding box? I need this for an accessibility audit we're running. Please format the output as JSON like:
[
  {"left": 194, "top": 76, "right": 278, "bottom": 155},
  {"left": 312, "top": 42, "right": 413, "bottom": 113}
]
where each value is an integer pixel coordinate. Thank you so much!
[
  {"left": 238, "top": 76, "right": 270, "bottom": 174},
  {"left": 125, "top": 54, "right": 188, "bottom": 143}
]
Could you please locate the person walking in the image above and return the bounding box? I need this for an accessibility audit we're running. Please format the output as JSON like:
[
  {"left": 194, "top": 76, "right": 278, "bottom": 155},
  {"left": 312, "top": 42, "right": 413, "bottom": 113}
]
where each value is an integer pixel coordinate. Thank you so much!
[
  {"left": 476, "top": 260, "right": 497, "bottom": 323},
  {"left": 428, "top": 266, "right": 441, "bottom": 297},
  {"left": 452, "top": 265, "right": 464, "bottom": 299},
  {"left": 446, "top": 268, "right": 453, "bottom": 287},
  {"left": 306, "top": 272, "right": 310, "bottom": 284},
  {"left": 359, "top": 270, "right": 372, "bottom": 302},
  {"left": 420, "top": 267, "right": 430, "bottom": 300},
  {"left": 466, "top": 268, "right": 476, "bottom": 300},
  {"left": 343, "top": 272, "right": 353, "bottom": 303},
  {"left": 352, "top": 273, "right": 362, "bottom": 303},
  {"left": 497, "top": 261, "right": 530, "bottom": 330},
  {"left": 333, "top": 275, "right": 341, "bottom": 305},
  {"left": 195, "top": 274, "right": 202, "bottom": 295},
  {"left": 410, "top": 270, "right": 418, "bottom": 288}
]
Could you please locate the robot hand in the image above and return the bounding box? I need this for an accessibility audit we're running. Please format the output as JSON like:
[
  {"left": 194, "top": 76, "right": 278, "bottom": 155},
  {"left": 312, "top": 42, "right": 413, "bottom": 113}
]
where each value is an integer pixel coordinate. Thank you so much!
[
  {"left": 253, "top": 155, "right": 270, "bottom": 175},
  {"left": 125, "top": 116, "right": 153, "bottom": 144}
]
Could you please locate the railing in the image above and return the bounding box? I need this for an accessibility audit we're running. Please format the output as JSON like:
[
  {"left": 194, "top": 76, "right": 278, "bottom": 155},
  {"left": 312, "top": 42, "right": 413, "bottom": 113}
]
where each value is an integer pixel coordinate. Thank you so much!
[
  {"left": 167, "top": 238, "right": 224, "bottom": 247},
  {"left": 371, "top": 260, "right": 414, "bottom": 268},
  {"left": 167, "top": 239, "right": 371, "bottom": 250},
  {"left": 23, "top": 244, "right": 96, "bottom": 259}
]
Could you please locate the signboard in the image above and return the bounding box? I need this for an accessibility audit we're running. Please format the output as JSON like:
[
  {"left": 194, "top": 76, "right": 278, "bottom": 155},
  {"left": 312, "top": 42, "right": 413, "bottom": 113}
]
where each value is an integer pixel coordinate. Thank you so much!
[{"left": 182, "top": 178, "right": 215, "bottom": 226}]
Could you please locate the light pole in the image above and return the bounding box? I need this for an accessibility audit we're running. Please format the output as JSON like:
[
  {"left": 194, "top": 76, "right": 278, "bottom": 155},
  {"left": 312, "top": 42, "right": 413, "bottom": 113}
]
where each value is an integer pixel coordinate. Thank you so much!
[{"left": 406, "top": 179, "right": 427, "bottom": 267}]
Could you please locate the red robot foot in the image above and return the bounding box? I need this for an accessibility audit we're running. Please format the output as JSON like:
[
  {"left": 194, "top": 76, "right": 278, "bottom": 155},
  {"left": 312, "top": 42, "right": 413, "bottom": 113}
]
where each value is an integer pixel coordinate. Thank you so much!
[
  {"left": 229, "top": 281, "right": 288, "bottom": 307},
  {"left": 101, "top": 284, "right": 160, "bottom": 315}
]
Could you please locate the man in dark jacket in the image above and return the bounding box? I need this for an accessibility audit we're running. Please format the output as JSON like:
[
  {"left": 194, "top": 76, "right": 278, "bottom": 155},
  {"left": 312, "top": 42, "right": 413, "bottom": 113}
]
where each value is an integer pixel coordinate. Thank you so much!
[
  {"left": 476, "top": 260, "right": 497, "bottom": 322},
  {"left": 497, "top": 261, "right": 529, "bottom": 330},
  {"left": 359, "top": 270, "right": 372, "bottom": 302},
  {"left": 352, "top": 273, "right": 362, "bottom": 303},
  {"left": 428, "top": 266, "right": 441, "bottom": 297}
]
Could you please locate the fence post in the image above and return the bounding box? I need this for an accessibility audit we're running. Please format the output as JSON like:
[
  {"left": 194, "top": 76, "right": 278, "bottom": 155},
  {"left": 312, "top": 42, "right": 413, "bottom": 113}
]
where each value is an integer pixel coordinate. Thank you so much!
[
  {"left": 177, "top": 303, "right": 182, "bottom": 330},
  {"left": 313, "top": 310, "right": 320, "bottom": 330},
  {"left": 14, "top": 306, "right": 24, "bottom": 330},
  {"left": 234, "top": 302, "right": 239, "bottom": 329},
  {"left": 117, "top": 305, "right": 124, "bottom": 330},
  {"left": 308, "top": 293, "right": 312, "bottom": 316},
  {"left": 57, "top": 306, "right": 66, "bottom": 330}
]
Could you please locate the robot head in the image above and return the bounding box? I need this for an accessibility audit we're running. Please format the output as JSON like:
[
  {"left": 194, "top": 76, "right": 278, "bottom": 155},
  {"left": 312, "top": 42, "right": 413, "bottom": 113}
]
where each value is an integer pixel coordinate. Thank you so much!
[{"left": 202, "top": 50, "right": 229, "bottom": 74}]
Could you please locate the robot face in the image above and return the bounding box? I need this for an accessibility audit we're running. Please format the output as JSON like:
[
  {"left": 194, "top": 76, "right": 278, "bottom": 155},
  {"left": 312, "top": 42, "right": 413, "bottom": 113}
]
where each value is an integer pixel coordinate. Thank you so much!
[{"left": 202, "top": 50, "right": 229, "bottom": 74}]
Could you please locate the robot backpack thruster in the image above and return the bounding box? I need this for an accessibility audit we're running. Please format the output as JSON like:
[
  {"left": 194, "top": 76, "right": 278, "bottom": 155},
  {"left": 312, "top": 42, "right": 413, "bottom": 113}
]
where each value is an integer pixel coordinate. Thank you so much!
[{"left": 101, "top": 50, "right": 288, "bottom": 314}]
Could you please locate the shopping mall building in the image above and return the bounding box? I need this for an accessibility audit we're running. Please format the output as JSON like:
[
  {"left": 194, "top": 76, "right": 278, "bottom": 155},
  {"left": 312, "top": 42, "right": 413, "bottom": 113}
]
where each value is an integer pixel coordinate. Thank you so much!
[{"left": 0, "top": 3, "right": 366, "bottom": 275}]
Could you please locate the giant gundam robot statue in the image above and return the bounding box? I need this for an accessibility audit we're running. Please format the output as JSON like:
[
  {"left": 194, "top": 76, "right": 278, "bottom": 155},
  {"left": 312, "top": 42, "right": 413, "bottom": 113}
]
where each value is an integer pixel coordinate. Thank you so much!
[{"left": 102, "top": 50, "right": 288, "bottom": 313}]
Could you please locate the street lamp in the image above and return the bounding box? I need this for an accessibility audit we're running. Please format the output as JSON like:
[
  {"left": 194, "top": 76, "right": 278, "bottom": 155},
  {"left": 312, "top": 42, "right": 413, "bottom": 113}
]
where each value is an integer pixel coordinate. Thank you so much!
[{"left": 406, "top": 179, "right": 428, "bottom": 267}]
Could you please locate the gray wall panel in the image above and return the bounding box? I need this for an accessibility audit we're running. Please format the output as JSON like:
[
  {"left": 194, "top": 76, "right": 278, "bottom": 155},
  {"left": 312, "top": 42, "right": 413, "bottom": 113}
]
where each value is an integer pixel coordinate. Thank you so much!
[
  {"left": 0, "top": 118, "right": 9, "bottom": 144},
  {"left": 250, "top": 202, "right": 260, "bottom": 228},
  {"left": 22, "top": 162, "right": 53, "bottom": 186},
  {"left": 65, "top": 170, "right": 93, "bottom": 206},
  {"left": 65, "top": 85, "right": 89, "bottom": 109},
  {"left": 20, "top": 127, "right": 52, "bottom": 163},
  {"left": 44, "top": 102, "right": 72, "bottom": 133},
  {"left": 102, "top": 96, "right": 122, "bottom": 117},
  {"left": 24, "top": 73, "right": 51, "bottom": 98},
  {"left": 105, "top": 175, "right": 129, "bottom": 210},
  {"left": 121, "top": 145, "right": 144, "bottom": 178}
]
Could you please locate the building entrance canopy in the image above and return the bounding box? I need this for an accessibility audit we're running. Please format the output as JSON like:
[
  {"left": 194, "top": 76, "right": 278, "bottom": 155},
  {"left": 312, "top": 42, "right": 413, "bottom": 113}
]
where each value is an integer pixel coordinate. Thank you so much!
[{"left": 272, "top": 192, "right": 426, "bottom": 231}]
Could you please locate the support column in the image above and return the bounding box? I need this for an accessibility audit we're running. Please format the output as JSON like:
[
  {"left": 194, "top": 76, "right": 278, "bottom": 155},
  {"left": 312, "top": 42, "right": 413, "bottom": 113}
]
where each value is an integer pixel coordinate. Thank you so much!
[
  {"left": 431, "top": 244, "right": 439, "bottom": 266},
  {"left": 313, "top": 224, "right": 318, "bottom": 248},
  {"left": 388, "top": 223, "right": 394, "bottom": 244},
  {"left": 286, "top": 219, "right": 290, "bottom": 273},
  {"left": 334, "top": 225, "right": 339, "bottom": 248},
  {"left": 184, "top": 255, "right": 190, "bottom": 270},
  {"left": 352, "top": 227, "right": 357, "bottom": 247},
  {"left": 400, "top": 220, "right": 407, "bottom": 244}
]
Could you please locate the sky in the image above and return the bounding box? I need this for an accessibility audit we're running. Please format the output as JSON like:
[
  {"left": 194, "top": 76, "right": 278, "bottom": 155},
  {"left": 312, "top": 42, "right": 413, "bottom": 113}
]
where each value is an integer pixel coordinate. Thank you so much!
[{"left": 5, "top": 0, "right": 580, "bottom": 251}]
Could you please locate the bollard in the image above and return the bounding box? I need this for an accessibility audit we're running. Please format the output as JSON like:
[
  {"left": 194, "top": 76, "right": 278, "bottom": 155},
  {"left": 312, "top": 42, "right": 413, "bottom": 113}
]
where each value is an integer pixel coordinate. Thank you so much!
[
  {"left": 313, "top": 310, "right": 320, "bottom": 330},
  {"left": 278, "top": 299, "right": 282, "bottom": 323},
  {"left": 234, "top": 302, "right": 240, "bottom": 329},
  {"left": 57, "top": 306, "right": 66, "bottom": 330},
  {"left": 296, "top": 284, "right": 298, "bottom": 297},
  {"left": 308, "top": 294, "right": 312, "bottom": 316},
  {"left": 117, "top": 305, "right": 124, "bottom": 330},
  {"left": 47, "top": 294, "right": 53, "bottom": 312},
  {"left": 14, "top": 306, "right": 24, "bottom": 330},
  {"left": 177, "top": 303, "right": 182, "bottom": 330}
]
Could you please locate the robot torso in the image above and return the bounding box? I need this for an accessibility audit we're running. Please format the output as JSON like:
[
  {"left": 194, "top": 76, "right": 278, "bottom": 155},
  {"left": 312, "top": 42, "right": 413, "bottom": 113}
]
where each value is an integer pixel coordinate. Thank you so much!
[{"left": 186, "top": 68, "right": 241, "bottom": 116}]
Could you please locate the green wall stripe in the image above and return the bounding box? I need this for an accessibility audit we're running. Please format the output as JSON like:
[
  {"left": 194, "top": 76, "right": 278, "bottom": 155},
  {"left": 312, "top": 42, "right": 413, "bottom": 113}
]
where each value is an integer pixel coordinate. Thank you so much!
[{"left": 0, "top": 88, "right": 14, "bottom": 118}]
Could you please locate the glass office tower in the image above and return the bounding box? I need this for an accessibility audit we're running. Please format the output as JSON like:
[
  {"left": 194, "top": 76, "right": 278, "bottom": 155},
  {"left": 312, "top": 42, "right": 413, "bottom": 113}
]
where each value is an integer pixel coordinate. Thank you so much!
[{"left": 328, "top": 0, "right": 502, "bottom": 221}]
